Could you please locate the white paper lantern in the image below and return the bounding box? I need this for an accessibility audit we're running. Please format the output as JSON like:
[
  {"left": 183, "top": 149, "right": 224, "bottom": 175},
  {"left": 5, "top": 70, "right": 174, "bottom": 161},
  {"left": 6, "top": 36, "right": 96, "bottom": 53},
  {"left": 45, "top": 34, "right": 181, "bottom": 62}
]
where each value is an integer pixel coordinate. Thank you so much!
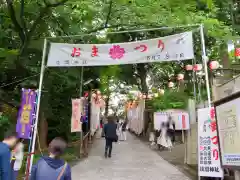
[
  {"left": 177, "top": 73, "right": 184, "bottom": 81},
  {"left": 193, "top": 64, "right": 203, "bottom": 71},
  {"left": 209, "top": 61, "right": 220, "bottom": 70},
  {"left": 168, "top": 82, "right": 174, "bottom": 88},
  {"left": 185, "top": 65, "right": 193, "bottom": 71},
  {"left": 159, "top": 89, "right": 165, "bottom": 95}
]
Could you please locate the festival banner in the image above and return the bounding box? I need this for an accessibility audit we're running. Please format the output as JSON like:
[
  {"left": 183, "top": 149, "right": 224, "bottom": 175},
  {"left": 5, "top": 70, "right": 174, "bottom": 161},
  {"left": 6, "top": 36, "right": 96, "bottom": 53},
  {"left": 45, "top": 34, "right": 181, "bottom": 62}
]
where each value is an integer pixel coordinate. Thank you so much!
[
  {"left": 215, "top": 96, "right": 240, "bottom": 167},
  {"left": 71, "top": 99, "right": 82, "bottom": 132},
  {"left": 16, "top": 89, "right": 37, "bottom": 139},
  {"left": 47, "top": 31, "right": 194, "bottom": 67},
  {"left": 197, "top": 107, "right": 223, "bottom": 178},
  {"left": 153, "top": 110, "right": 190, "bottom": 130}
]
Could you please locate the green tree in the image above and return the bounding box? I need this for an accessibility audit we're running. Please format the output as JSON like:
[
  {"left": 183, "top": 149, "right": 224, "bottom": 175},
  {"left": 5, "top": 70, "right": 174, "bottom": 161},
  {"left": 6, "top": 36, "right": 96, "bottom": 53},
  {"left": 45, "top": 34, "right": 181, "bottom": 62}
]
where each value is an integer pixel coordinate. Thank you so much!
[{"left": 0, "top": 0, "right": 236, "bottom": 145}]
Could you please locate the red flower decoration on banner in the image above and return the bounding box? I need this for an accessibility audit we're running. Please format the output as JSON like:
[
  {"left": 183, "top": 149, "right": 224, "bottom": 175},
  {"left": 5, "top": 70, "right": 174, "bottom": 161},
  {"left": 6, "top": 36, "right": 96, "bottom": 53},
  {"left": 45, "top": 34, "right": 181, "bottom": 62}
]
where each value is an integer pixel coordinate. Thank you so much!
[{"left": 109, "top": 45, "right": 125, "bottom": 59}]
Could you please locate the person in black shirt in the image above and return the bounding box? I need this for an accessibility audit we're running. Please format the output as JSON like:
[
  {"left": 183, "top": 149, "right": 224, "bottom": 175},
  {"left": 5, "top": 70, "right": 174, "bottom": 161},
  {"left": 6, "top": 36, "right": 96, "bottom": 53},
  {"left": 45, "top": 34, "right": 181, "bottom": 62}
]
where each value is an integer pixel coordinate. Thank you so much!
[
  {"left": 166, "top": 115, "right": 176, "bottom": 145},
  {"left": 104, "top": 116, "right": 118, "bottom": 158}
]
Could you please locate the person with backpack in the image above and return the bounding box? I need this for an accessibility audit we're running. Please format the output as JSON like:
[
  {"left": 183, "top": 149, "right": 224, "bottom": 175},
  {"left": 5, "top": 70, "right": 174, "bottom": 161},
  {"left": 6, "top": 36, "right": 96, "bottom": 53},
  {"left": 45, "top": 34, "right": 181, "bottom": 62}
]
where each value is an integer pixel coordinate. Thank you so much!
[{"left": 30, "top": 137, "right": 71, "bottom": 180}]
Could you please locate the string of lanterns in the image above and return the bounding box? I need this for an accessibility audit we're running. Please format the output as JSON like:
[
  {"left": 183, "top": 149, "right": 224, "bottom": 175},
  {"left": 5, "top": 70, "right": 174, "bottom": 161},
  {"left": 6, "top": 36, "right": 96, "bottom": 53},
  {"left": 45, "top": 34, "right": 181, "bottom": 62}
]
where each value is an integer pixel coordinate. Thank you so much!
[
  {"left": 124, "top": 61, "right": 221, "bottom": 109},
  {"left": 185, "top": 61, "right": 220, "bottom": 71},
  {"left": 166, "top": 61, "right": 221, "bottom": 91}
]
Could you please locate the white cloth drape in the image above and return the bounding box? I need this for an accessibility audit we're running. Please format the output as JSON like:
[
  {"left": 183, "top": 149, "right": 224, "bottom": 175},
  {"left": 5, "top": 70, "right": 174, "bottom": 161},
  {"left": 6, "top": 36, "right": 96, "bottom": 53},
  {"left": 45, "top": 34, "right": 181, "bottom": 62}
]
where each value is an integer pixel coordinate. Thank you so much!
[
  {"left": 127, "top": 100, "right": 145, "bottom": 135},
  {"left": 157, "top": 127, "right": 172, "bottom": 148},
  {"left": 13, "top": 143, "right": 24, "bottom": 171},
  {"left": 90, "top": 98, "right": 101, "bottom": 135}
]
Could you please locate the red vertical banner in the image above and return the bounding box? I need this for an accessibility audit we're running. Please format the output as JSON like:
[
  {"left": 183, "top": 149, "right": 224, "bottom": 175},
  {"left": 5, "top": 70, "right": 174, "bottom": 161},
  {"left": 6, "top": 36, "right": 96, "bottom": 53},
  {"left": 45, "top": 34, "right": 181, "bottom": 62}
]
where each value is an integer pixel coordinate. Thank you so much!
[
  {"left": 71, "top": 99, "right": 82, "bottom": 132},
  {"left": 182, "top": 114, "right": 186, "bottom": 129},
  {"left": 235, "top": 48, "right": 240, "bottom": 57}
]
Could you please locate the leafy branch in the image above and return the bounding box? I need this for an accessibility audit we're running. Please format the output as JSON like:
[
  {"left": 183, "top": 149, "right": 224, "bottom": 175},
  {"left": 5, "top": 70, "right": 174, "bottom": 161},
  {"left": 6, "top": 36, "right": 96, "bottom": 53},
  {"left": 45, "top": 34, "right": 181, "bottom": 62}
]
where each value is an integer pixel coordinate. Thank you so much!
[
  {"left": 5, "top": 0, "right": 26, "bottom": 43},
  {"left": 104, "top": 0, "right": 113, "bottom": 28},
  {"left": 5, "top": 0, "right": 69, "bottom": 55}
]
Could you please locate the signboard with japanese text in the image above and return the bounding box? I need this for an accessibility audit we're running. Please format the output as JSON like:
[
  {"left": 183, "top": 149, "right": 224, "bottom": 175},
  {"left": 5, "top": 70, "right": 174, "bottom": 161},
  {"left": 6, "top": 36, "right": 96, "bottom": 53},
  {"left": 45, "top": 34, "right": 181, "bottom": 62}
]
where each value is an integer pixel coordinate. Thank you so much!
[
  {"left": 214, "top": 92, "right": 240, "bottom": 167},
  {"left": 153, "top": 110, "right": 190, "bottom": 130},
  {"left": 47, "top": 31, "right": 194, "bottom": 67},
  {"left": 71, "top": 99, "right": 82, "bottom": 132},
  {"left": 197, "top": 107, "right": 223, "bottom": 178},
  {"left": 16, "top": 89, "right": 37, "bottom": 139}
]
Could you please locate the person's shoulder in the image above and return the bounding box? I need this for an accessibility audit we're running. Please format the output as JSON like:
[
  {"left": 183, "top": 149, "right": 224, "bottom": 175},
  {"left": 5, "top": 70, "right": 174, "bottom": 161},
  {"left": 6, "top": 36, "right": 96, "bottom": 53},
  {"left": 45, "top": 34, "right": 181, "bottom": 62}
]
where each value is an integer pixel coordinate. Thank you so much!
[
  {"left": 0, "top": 142, "right": 10, "bottom": 154},
  {"left": 0, "top": 142, "right": 8, "bottom": 148},
  {"left": 35, "top": 157, "right": 46, "bottom": 165}
]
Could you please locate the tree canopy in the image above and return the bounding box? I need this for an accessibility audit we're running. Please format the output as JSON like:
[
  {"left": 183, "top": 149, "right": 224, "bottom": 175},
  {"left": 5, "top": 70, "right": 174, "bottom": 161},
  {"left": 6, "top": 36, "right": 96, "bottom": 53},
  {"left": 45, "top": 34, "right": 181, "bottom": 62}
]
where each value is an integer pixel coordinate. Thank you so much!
[{"left": 0, "top": 0, "right": 237, "bottom": 142}]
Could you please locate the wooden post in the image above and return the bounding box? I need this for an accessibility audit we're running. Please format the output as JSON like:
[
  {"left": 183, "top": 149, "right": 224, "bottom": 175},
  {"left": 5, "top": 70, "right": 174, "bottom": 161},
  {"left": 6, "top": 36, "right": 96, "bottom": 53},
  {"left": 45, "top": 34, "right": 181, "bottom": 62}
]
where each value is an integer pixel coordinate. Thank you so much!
[{"left": 181, "top": 130, "right": 185, "bottom": 143}]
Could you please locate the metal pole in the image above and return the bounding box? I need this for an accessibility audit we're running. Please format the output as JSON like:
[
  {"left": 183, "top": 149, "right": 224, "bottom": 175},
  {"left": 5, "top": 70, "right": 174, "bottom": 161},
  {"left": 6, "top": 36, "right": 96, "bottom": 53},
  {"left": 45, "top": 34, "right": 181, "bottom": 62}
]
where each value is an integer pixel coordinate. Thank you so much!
[
  {"left": 199, "top": 24, "right": 211, "bottom": 108},
  {"left": 28, "top": 39, "right": 48, "bottom": 176},
  {"left": 79, "top": 66, "right": 84, "bottom": 95},
  {"left": 192, "top": 59, "right": 197, "bottom": 101}
]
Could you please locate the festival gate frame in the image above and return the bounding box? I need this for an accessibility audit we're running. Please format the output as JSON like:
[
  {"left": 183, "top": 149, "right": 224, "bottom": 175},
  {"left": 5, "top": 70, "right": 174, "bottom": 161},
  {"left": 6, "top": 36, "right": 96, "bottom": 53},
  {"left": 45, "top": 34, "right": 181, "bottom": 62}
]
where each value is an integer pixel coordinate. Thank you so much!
[{"left": 27, "top": 24, "right": 212, "bottom": 177}]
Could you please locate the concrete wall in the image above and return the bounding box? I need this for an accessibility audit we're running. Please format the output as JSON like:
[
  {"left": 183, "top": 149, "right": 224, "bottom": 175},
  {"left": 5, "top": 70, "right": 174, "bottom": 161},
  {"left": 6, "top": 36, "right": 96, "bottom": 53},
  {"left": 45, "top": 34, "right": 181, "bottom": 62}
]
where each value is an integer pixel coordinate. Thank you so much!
[
  {"left": 213, "top": 74, "right": 240, "bottom": 101},
  {"left": 186, "top": 124, "right": 198, "bottom": 165}
]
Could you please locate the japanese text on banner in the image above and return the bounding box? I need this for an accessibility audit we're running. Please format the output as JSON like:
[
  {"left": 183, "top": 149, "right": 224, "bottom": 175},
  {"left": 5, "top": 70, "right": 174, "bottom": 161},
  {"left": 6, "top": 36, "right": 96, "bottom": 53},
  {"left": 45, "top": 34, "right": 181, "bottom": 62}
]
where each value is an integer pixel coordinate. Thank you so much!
[
  {"left": 197, "top": 107, "right": 223, "bottom": 178},
  {"left": 215, "top": 100, "right": 240, "bottom": 166},
  {"left": 47, "top": 31, "right": 194, "bottom": 67}
]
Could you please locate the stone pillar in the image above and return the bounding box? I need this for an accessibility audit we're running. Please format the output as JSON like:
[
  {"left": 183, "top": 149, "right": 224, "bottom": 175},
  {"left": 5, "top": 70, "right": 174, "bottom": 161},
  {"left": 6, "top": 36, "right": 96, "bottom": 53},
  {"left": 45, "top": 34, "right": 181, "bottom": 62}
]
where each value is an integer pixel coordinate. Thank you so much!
[{"left": 186, "top": 99, "right": 197, "bottom": 165}]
